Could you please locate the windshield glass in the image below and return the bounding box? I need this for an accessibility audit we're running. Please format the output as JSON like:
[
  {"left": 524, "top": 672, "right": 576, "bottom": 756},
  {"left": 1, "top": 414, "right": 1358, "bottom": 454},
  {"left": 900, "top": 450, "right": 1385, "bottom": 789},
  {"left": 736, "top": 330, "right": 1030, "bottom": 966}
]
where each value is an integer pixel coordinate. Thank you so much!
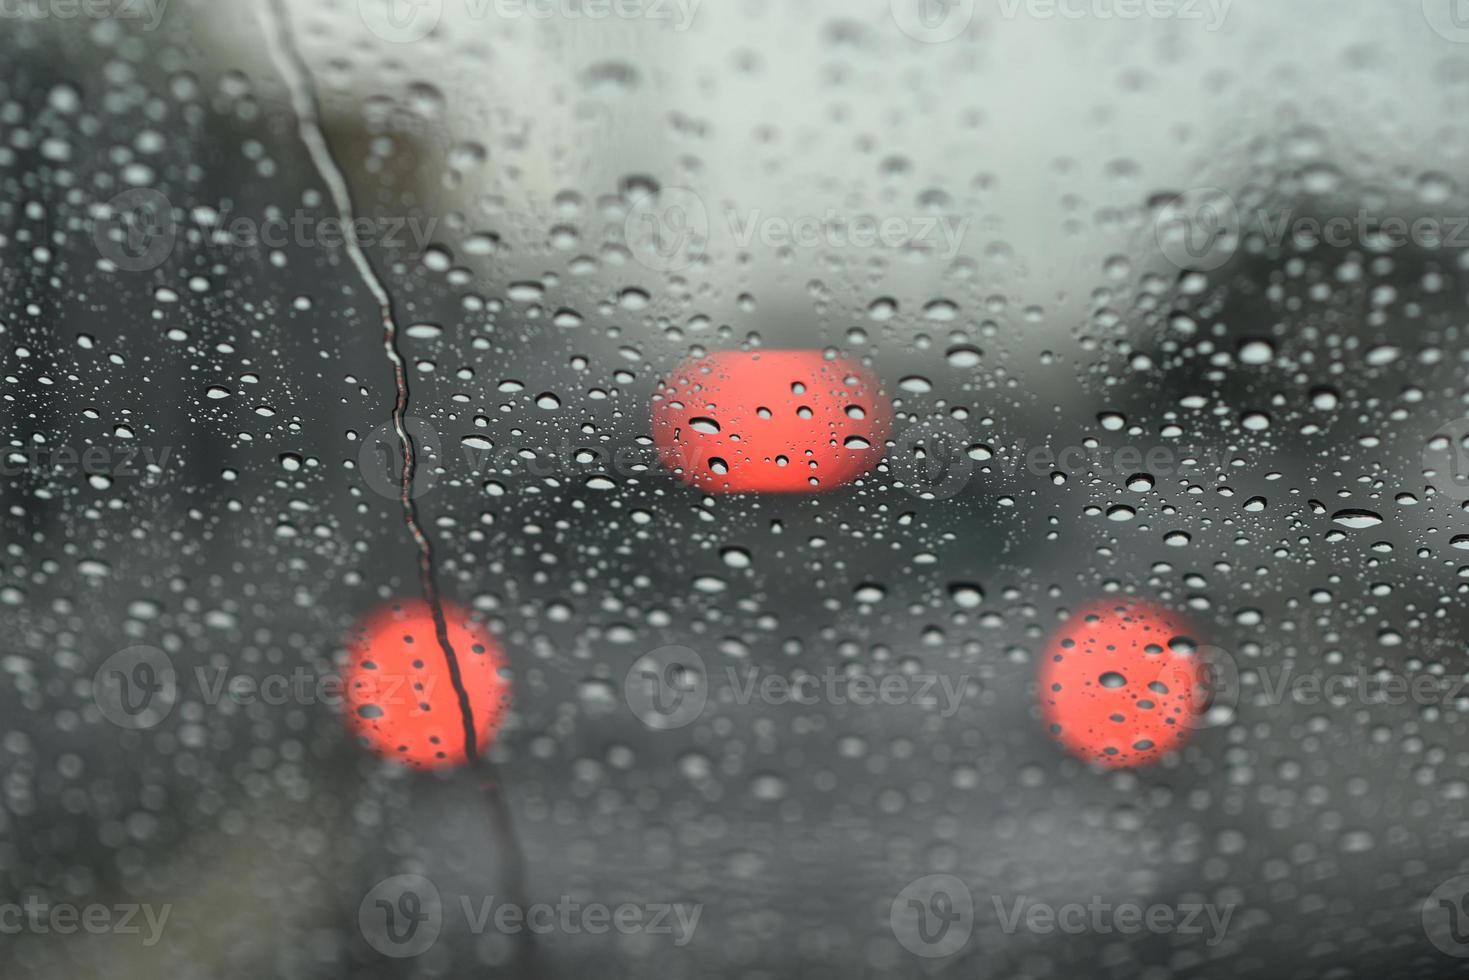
[{"left": 4, "top": 2, "right": 1469, "bottom": 978}]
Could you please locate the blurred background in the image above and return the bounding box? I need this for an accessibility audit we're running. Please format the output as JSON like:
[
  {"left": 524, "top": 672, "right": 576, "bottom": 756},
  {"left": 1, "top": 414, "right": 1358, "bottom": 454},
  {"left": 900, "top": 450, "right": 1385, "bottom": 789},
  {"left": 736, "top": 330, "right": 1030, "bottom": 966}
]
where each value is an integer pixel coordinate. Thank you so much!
[{"left": 4, "top": 0, "right": 1469, "bottom": 976}]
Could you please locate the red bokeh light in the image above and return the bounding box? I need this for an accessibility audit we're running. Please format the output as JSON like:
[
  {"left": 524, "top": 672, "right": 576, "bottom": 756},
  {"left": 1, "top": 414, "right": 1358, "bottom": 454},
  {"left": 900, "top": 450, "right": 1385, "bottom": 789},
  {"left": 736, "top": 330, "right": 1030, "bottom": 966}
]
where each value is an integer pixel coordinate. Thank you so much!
[
  {"left": 1038, "top": 600, "right": 1206, "bottom": 768},
  {"left": 650, "top": 350, "right": 891, "bottom": 493},
  {"left": 344, "top": 599, "right": 509, "bottom": 770}
]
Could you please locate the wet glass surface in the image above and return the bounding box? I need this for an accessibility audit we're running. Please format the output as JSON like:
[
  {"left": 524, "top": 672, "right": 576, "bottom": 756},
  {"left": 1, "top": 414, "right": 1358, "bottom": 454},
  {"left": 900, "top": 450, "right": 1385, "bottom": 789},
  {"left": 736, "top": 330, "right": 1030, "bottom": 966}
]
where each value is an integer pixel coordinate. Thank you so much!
[{"left": 6, "top": 1, "right": 1469, "bottom": 977}]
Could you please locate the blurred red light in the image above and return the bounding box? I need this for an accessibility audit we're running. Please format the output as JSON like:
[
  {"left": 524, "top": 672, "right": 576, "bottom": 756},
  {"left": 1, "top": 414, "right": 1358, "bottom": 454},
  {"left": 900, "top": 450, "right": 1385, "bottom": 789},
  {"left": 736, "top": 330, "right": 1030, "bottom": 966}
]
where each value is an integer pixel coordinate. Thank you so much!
[
  {"left": 651, "top": 350, "right": 891, "bottom": 493},
  {"left": 344, "top": 599, "right": 509, "bottom": 770},
  {"left": 1038, "top": 600, "right": 1206, "bottom": 768}
]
